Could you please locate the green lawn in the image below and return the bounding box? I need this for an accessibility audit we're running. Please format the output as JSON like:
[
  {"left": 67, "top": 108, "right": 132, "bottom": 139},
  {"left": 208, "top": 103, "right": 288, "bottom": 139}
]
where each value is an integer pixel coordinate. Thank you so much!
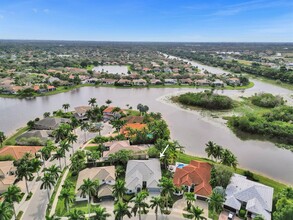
[
  {"left": 2, "top": 126, "right": 28, "bottom": 147},
  {"left": 177, "top": 153, "right": 287, "bottom": 195},
  {"left": 84, "top": 145, "right": 98, "bottom": 152}
]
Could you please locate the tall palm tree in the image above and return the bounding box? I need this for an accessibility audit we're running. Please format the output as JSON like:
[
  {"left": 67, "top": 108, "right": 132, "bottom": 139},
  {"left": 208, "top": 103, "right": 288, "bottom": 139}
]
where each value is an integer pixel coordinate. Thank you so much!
[
  {"left": 113, "top": 179, "right": 127, "bottom": 201},
  {"left": 62, "top": 103, "right": 70, "bottom": 112},
  {"left": 59, "top": 140, "right": 71, "bottom": 167},
  {"left": 67, "top": 209, "right": 85, "bottom": 220},
  {"left": 114, "top": 201, "right": 132, "bottom": 220},
  {"left": 0, "top": 201, "right": 13, "bottom": 220},
  {"left": 205, "top": 141, "right": 216, "bottom": 160},
  {"left": 184, "top": 192, "right": 196, "bottom": 211},
  {"left": 92, "top": 205, "right": 111, "bottom": 220},
  {"left": 0, "top": 131, "right": 6, "bottom": 147},
  {"left": 78, "top": 178, "right": 99, "bottom": 217},
  {"left": 52, "top": 123, "right": 72, "bottom": 143},
  {"left": 131, "top": 191, "right": 149, "bottom": 220},
  {"left": 183, "top": 205, "right": 206, "bottom": 220},
  {"left": 59, "top": 187, "right": 74, "bottom": 213},
  {"left": 40, "top": 142, "right": 55, "bottom": 167},
  {"left": 44, "top": 164, "right": 61, "bottom": 181},
  {"left": 212, "top": 144, "right": 223, "bottom": 162},
  {"left": 220, "top": 149, "right": 238, "bottom": 169},
  {"left": 88, "top": 98, "right": 97, "bottom": 107},
  {"left": 66, "top": 133, "right": 78, "bottom": 154},
  {"left": 2, "top": 185, "right": 22, "bottom": 218},
  {"left": 150, "top": 196, "right": 163, "bottom": 220},
  {"left": 14, "top": 162, "right": 34, "bottom": 194},
  {"left": 51, "top": 148, "right": 65, "bottom": 168},
  {"left": 209, "top": 191, "right": 225, "bottom": 214},
  {"left": 158, "top": 177, "right": 176, "bottom": 211},
  {"left": 31, "top": 157, "right": 42, "bottom": 177},
  {"left": 40, "top": 172, "right": 56, "bottom": 200}
]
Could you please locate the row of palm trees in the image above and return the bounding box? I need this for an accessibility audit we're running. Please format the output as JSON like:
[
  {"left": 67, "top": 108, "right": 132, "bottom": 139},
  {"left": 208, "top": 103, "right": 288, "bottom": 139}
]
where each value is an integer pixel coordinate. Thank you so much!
[{"left": 205, "top": 141, "right": 238, "bottom": 169}]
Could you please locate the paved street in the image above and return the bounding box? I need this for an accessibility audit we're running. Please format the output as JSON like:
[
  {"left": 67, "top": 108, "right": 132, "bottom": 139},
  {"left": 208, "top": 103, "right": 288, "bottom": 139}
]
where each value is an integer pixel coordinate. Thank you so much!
[{"left": 17, "top": 123, "right": 113, "bottom": 220}]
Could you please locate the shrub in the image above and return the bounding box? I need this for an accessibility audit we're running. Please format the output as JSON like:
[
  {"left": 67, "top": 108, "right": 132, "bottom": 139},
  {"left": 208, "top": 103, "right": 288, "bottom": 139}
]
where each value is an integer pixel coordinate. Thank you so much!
[
  {"left": 250, "top": 93, "right": 284, "bottom": 108},
  {"left": 239, "top": 209, "right": 246, "bottom": 218},
  {"left": 177, "top": 91, "right": 233, "bottom": 110},
  {"left": 0, "top": 155, "right": 15, "bottom": 161}
]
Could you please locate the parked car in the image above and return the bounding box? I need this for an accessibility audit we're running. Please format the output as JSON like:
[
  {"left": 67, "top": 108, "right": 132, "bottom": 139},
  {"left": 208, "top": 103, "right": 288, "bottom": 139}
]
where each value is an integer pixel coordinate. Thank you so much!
[{"left": 228, "top": 212, "right": 234, "bottom": 220}]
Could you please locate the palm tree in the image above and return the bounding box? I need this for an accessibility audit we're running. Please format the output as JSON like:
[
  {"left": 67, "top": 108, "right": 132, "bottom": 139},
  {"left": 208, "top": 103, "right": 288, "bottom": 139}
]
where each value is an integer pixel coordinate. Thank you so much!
[
  {"left": 92, "top": 205, "right": 111, "bottom": 220},
  {"left": 88, "top": 97, "right": 97, "bottom": 107},
  {"left": 43, "top": 112, "right": 51, "bottom": 118},
  {"left": 220, "top": 149, "right": 238, "bottom": 169},
  {"left": 113, "top": 179, "right": 127, "bottom": 201},
  {"left": 150, "top": 196, "right": 163, "bottom": 220},
  {"left": 53, "top": 123, "right": 72, "bottom": 143},
  {"left": 2, "top": 185, "right": 22, "bottom": 218},
  {"left": 183, "top": 205, "right": 206, "bottom": 220},
  {"left": 40, "top": 143, "right": 55, "bottom": 167},
  {"left": 174, "top": 140, "right": 185, "bottom": 153},
  {"left": 158, "top": 177, "right": 176, "bottom": 211},
  {"left": 31, "top": 158, "right": 42, "bottom": 177},
  {"left": 105, "top": 99, "right": 112, "bottom": 105},
  {"left": 0, "top": 131, "right": 6, "bottom": 147},
  {"left": 62, "top": 103, "right": 70, "bottom": 112},
  {"left": 59, "top": 140, "right": 71, "bottom": 167},
  {"left": 59, "top": 187, "right": 74, "bottom": 213},
  {"left": 14, "top": 162, "right": 34, "bottom": 194},
  {"left": 0, "top": 201, "right": 13, "bottom": 220},
  {"left": 184, "top": 192, "right": 196, "bottom": 211},
  {"left": 213, "top": 144, "right": 223, "bottom": 162},
  {"left": 131, "top": 191, "right": 149, "bottom": 220},
  {"left": 44, "top": 164, "right": 61, "bottom": 181},
  {"left": 51, "top": 148, "right": 65, "bottom": 168},
  {"left": 114, "top": 201, "right": 132, "bottom": 220},
  {"left": 67, "top": 209, "right": 85, "bottom": 220},
  {"left": 66, "top": 133, "right": 78, "bottom": 154},
  {"left": 209, "top": 191, "right": 225, "bottom": 214},
  {"left": 205, "top": 141, "right": 216, "bottom": 160},
  {"left": 62, "top": 179, "right": 74, "bottom": 189},
  {"left": 40, "top": 172, "right": 56, "bottom": 200},
  {"left": 78, "top": 178, "right": 99, "bottom": 217}
]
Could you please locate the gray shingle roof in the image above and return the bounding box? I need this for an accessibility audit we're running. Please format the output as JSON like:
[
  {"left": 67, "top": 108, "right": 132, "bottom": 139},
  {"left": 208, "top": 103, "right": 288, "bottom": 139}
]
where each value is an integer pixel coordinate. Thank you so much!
[{"left": 125, "top": 159, "right": 162, "bottom": 191}]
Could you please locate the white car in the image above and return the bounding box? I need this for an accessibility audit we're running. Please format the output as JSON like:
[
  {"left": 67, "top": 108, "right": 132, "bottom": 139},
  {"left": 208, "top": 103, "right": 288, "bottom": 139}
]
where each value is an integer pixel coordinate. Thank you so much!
[{"left": 228, "top": 212, "right": 234, "bottom": 220}]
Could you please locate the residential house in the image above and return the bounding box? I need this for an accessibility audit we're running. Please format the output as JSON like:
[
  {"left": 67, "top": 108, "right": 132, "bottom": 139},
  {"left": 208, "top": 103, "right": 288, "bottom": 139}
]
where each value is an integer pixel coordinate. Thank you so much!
[
  {"left": 226, "top": 77, "right": 241, "bottom": 86},
  {"left": 122, "top": 116, "right": 144, "bottom": 124},
  {"left": 75, "top": 166, "right": 116, "bottom": 201},
  {"left": 173, "top": 160, "right": 212, "bottom": 199},
  {"left": 224, "top": 174, "right": 273, "bottom": 220},
  {"left": 212, "top": 80, "right": 225, "bottom": 87},
  {"left": 179, "top": 78, "right": 193, "bottom": 85},
  {"left": 125, "top": 159, "right": 162, "bottom": 194},
  {"left": 101, "top": 79, "right": 116, "bottom": 85},
  {"left": 103, "top": 106, "right": 122, "bottom": 121},
  {"left": 0, "top": 146, "right": 42, "bottom": 160},
  {"left": 16, "top": 130, "right": 52, "bottom": 145},
  {"left": 74, "top": 106, "right": 92, "bottom": 121},
  {"left": 149, "top": 79, "right": 162, "bottom": 85},
  {"left": 133, "top": 79, "right": 147, "bottom": 86},
  {"left": 34, "top": 117, "right": 70, "bottom": 130},
  {"left": 194, "top": 79, "right": 210, "bottom": 86},
  {"left": 102, "top": 140, "right": 148, "bottom": 160},
  {"left": 0, "top": 161, "right": 17, "bottom": 193},
  {"left": 120, "top": 123, "right": 147, "bottom": 137},
  {"left": 164, "top": 78, "right": 177, "bottom": 85},
  {"left": 48, "top": 77, "right": 61, "bottom": 84},
  {"left": 117, "top": 79, "right": 132, "bottom": 86}
]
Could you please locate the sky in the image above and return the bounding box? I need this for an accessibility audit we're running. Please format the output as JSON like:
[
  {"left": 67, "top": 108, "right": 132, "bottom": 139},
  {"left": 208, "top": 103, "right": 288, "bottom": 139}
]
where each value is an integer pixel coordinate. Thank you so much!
[{"left": 0, "top": 0, "right": 292, "bottom": 42}]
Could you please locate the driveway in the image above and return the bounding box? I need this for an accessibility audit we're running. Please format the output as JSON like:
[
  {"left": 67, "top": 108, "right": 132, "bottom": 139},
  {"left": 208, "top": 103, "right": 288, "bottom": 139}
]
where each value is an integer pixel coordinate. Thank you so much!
[{"left": 219, "top": 211, "right": 241, "bottom": 220}]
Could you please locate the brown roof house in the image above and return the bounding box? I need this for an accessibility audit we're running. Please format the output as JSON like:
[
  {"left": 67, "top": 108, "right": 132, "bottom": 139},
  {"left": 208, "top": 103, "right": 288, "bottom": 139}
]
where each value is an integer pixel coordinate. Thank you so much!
[
  {"left": 173, "top": 160, "right": 212, "bottom": 199},
  {"left": 74, "top": 106, "right": 92, "bottom": 121},
  {"left": 75, "top": 166, "right": 115, "bottom": 202},
  {"left": 0, "top": 146, "right": 43, "bottom": 160}
]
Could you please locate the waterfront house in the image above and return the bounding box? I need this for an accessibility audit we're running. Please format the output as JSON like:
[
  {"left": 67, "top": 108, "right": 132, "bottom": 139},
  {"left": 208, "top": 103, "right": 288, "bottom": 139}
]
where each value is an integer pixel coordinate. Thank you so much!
[
  {"left": 173, "top": 160, "right": 212, "bottom": 200},
  {"left": 74, "top": 106, "right": 92, "bottom": 121},
  {"left": 194, "top": 79, "right": 210, "bottom": 86},
  {"left": 34, "top": 117, "right": 70, "bottom": 130},
  {"left": 224, "top": 174, "right": 273, "bottom": 220},
  {"left": 103, "top": 106, "right": 122, "bottom": 121},
  {"left": 101, "top": 79, "right": 117, "bottom": 85},
  {"left": 179, "top": 78, "right": 193, "bottom": 85},
  {"left": 16, "top": 130, "right": 52, "bottom": 145},
  {"left": 125, "top": 159, "right": 162, "bottom": 194},
  {"left": 164, "top": 78, "right": 177, "bottom": 85},
  {"left": 133, "top": 79, "right": 147, "bottom": 86},
  {"left": 120, "top": 123, "right": 147, "bottom": 137},
  {"left": 117, "top": 79, "right": 132, "bottom": 86},
  {"left": 212, "top": 80, "right": 225, "bottom": 87},
  {"left": 75, "top": 166, "right": 116, "bottom": 201},
  {"left": 150, "top": 79, "right": 163, "bottom": 85}
]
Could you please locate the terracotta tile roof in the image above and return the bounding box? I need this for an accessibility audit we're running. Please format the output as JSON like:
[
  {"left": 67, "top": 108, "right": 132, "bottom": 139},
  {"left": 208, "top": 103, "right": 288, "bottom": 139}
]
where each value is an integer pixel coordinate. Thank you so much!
[
  {"left": 0, "top": 146, "right": 42, "bottom": 160},
  {"left": 173, "top": 160, "right": 212, "bottom": 197},
  {"left": 103, "top": 106, "right": 116, "bottom": 113},
  {"left": 122, "top": 116, "right": 144, "bottom": 124},
  {"left": 120, "top": 123, "right": 147, "bottom": 136}
]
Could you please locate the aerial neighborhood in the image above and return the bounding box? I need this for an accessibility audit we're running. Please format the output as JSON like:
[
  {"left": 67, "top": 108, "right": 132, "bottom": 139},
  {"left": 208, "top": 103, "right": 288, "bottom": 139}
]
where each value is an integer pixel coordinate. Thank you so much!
[{"left": 0, "top": 93, "right": 286, "bottom": 220}]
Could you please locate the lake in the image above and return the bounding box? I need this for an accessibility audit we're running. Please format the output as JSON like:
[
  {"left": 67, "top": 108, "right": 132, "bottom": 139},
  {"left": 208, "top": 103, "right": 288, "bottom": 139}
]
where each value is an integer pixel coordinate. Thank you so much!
[{"left": 1, "top": 80, "right": 293, "bottom": 184}]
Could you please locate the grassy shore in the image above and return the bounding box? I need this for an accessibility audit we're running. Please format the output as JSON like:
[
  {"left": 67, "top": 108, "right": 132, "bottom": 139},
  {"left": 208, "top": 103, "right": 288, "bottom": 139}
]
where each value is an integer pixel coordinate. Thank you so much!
[
  {"left": 177, "top": 153, "right": 288, "bottom": 194},
  {"left": 2, "top": 126, "right": 28, "bottom": 147}
]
